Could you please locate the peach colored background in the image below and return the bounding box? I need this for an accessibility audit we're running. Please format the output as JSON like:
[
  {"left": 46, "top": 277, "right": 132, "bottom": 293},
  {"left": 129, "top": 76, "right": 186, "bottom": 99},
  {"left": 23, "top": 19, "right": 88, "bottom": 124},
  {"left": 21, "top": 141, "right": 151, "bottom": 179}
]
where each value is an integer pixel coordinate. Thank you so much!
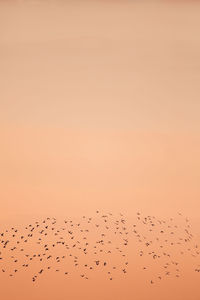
[{"left": 0, "top": 0, "right": 200, "bottom": 299}]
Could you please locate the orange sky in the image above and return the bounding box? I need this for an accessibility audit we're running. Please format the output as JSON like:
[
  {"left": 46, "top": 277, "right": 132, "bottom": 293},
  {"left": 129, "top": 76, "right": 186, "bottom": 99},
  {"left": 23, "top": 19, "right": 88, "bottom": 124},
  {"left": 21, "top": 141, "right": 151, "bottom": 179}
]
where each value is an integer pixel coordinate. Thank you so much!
[
  {"left": 1, "top": 0, "right": 200, "bottom": 219},
  {"left": 0, "top": 1, "right": 200, "bottom": 299}
]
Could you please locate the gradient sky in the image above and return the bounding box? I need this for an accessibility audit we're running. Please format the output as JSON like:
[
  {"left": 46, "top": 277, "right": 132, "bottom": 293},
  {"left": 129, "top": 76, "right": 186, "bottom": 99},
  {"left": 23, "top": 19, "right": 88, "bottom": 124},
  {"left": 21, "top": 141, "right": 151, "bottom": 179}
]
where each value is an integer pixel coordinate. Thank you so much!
[
  {"left": 0, "top": 0, "right": 200, "bottom": 220},
  {"left": 1, "top": 1, "right": 200, "bottom": 300}
]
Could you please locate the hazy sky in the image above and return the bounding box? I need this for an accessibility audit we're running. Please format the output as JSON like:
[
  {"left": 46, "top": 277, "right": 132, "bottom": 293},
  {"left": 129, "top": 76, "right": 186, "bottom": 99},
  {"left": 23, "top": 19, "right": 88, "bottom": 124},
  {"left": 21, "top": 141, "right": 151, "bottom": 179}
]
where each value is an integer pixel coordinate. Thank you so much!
[
  {"left": 1, "top": 2, "right": 200, "bottom": 300},
  {"left": 0, "top": 0, "right": 200, "bottom": 221}
]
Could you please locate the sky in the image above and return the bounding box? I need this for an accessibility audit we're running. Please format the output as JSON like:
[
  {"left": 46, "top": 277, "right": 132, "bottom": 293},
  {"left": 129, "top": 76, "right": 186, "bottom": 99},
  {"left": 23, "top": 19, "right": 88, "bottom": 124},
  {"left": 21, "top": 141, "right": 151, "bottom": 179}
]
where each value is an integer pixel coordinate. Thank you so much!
[
  {"left": 1, "top": 0, "right": 200, "bottom": 220},
  {"left": 0, "top": 1, "right": 200, "bottom": 298}
]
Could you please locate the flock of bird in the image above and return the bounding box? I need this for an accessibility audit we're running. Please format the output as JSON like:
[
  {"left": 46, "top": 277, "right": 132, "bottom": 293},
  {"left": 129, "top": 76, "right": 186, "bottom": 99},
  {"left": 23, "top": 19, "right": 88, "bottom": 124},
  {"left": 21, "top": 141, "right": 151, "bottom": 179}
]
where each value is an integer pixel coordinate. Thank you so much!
[{"left": 0, "top": 211, "right": 199, "bottom": 285}]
